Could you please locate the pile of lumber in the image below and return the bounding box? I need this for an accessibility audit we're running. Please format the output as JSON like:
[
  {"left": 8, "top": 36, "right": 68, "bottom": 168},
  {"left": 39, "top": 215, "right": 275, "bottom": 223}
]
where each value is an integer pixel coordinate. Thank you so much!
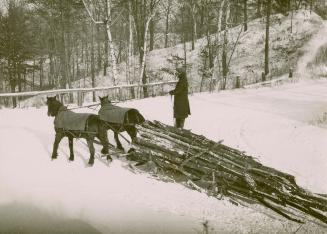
[{"left": 127, "top": 120, "right": 327, "bottom": 225}]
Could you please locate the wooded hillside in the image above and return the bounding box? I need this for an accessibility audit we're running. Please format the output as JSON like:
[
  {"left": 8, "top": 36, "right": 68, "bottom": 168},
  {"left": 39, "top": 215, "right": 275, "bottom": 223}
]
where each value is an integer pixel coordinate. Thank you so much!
[{"left": 0, "top": 0, "right": 326, "bottom": 107}]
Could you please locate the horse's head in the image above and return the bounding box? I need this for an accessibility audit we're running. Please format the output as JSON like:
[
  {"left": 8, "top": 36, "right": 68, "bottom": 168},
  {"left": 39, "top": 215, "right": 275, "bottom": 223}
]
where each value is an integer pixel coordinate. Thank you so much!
[
  {"left": 46, "top": 96, "right": 62, "bottom": 117},
  {"left": 99, "top": 95, "right": 111, "bottom": 105}
]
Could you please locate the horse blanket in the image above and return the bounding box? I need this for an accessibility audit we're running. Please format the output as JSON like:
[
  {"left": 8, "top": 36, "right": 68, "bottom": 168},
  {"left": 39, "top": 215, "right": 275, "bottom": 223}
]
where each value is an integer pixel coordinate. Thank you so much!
[
  {"left": 98, "top": 103, "right": 145, "bottom": 125},
  {"left": 54, "top": 107, "right": 94, "bottom": 131}
]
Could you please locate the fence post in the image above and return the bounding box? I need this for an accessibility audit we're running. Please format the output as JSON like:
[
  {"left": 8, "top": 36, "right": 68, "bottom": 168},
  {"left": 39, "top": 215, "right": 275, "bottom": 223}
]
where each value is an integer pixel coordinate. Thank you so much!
[
  {"left": 235, "top": 76, "right": 240, "bottom": 88},
  {"left": 119, "top": 87, "right": 123, "bottom": 101},
  {"left": 15, "top": 96, "right": 19, "bottom": 108},
  {"left": 77, "top": 91, "right": 83, "bottom": 107}
]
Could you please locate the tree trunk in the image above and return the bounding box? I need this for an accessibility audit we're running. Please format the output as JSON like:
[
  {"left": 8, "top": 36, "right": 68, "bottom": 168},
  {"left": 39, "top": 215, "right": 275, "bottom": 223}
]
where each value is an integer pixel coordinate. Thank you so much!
[
  {"left": 291, "top": 3, "right": 293, "bottom": 33},
  {"left": 192, "top": 13, "right": 197, "bottom": 50},
  {"left": 139, "top": 13, "right": 155, "bottom": 98},
  {"left": 182, "top": 5, "right": 187, "bottom": 69},
  {"left": 85, "top": 40, "right": 89, "bottom": 87},
  {"left": 103, "top": 25, "right": 108, "bottom": 76},
  {"left": 244, "top": 0, "right": 248, "bottom": 31},
  {"left": 149, "top": 19, "right": 154, "bottom": 51},
  {"left": 76, "top": 41, "right": 80, "bottom": 83},
  {"left": 91, "top": 23, "right": 96, "bottom": 102},
  {"left": 10, "top": 81, "right": 16, "bottom": 108},
  {"left": 105, "top": 0, "right": 117, "bottom": 85},
  {"left": 59, "top": 0, "right": 67, "bottom": 89},
  {"left": 17, "top": 63, "right": 21, "bottom": 93},
  {"left": 221, "top": 1, "right": 229, "bottom": 90},
  {"left": 23, "top": 68, "right": 26, "bottom": 91},
  {"left": 32, "top": 59, "right": 35, "bottom": 90},
  {"left": 214, "top": 0, "right": 226, "bottom": 91},
  {"left": 164, "top": 0, "right": 172, "bottom": 48},
  {"left": 96, "top": 24, "right": 102, "bottom": 73},
  {"left": 264, "top": 0, "right": 271, "bottom": 78},
  {"left": 128, "top": 2, "right": 135, "bottom": 98},
  {"left": 199, "top": 4, "right": 205, "bottom": 38},
  {"left": 39, "top": 59, "right": 43, "bottom": 90},
  {"left": 256, "top": 0, "right": 262, "bottom": 17}
]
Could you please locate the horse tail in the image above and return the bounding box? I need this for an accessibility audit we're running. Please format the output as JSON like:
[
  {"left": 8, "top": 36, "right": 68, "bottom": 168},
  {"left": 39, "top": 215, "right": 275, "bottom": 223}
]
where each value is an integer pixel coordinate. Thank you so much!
[{"left": 85, "top": 114, "right": 101, "bottom": 133}]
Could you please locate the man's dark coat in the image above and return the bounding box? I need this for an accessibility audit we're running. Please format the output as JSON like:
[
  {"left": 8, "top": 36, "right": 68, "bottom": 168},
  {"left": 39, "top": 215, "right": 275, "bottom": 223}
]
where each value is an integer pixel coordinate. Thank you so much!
[{"left": 170, "top": 74, "right": 191, "bottom": 119}]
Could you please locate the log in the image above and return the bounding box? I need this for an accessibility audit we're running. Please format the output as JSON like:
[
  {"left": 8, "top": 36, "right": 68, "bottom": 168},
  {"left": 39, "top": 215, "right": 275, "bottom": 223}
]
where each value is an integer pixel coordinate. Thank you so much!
[{"left": 127, "top": 120, "right": 327, "bottom": 225}]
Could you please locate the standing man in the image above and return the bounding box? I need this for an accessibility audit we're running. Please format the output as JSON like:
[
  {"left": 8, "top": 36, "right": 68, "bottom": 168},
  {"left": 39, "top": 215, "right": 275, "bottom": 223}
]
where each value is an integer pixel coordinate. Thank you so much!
[{"left": 169, "top": 68, "right": 191, "bottom": 129}]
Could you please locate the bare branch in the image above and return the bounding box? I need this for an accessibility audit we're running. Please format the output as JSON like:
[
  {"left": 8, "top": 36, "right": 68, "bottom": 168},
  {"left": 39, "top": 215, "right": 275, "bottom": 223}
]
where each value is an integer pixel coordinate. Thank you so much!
[{"left": 81, "top": 0, "right": 103, "bottom": 24}]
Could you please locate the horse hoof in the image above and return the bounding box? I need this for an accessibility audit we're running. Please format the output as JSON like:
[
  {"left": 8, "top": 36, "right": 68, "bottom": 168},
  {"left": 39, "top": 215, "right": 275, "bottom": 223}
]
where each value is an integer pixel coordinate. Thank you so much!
[
  {"left": 69, "top": 156, "right": 74, "bottom": 161},
  {"left": 101, "top": 148, "right": 109, "bottom": 155},
  {"left": 107, "top": 155, "right": 113, "bottom": 162},
  {"left": 128, "top": 148, "right": 135, "bottom": 153},
  {"left": 88, "top": 158, "right": 94, "bottom": 166},
  {"left": 117, "top": 145, "right": 124, "bottom": 151},
  {"left": 51, "top": 155, "right": 57, "bottom": 160}
]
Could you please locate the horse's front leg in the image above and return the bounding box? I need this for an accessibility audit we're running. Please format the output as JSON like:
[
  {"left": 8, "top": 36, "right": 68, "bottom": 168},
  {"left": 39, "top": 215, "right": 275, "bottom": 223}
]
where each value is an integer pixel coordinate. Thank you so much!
[
  {"left": 68, "top": 136, "right": 74, "bottom": 161},
  {"left": 86, "top": 137, "right": 95, "bottom": 166},
  {"left": 98, "top": 127, "right": 109, "bottom": 155},
  {"left": 114, "top": 132, "right": 124, "bottom": 150},
  {"left": 52, "top": 132, "right": 64, "bottom": 160},
  {"left": 127, "top": 126, "right": 138, "bottom": 143}
]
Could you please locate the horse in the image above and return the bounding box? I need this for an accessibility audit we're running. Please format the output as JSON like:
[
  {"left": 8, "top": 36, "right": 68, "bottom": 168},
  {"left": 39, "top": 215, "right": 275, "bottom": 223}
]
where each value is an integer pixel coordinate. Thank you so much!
[
  {"left": 98, "top": 96, "right": 145, "bottom": 151},
  {"left": 46, "top": 96, "right": 111, "bottom": 165}
]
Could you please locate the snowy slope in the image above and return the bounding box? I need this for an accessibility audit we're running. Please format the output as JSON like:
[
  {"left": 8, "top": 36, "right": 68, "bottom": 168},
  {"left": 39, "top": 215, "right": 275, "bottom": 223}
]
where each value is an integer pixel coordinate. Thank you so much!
[
  {"left": 72, "top": 10, "right": 323, "bottom": 93},
  {"left": 1, "top": 78, "right": 327, "bottom": 233}
]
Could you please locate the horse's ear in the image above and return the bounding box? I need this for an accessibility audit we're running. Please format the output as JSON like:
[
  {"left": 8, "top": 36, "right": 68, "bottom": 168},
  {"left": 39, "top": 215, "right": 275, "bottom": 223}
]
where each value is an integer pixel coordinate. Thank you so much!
[{"left": 99, "top": 96, "right": 104, "bottom": 101}]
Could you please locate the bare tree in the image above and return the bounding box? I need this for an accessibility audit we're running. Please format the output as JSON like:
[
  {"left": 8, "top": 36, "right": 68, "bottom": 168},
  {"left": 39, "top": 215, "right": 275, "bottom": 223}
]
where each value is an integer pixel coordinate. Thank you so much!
[
  {"left": 186, "top": 0, "right": 198, "bottom": 50},
  {"left": 221, "top": 0, "right": 229, "bottom": 89},
  {"left": 264, "top": 0, "right": 271, "bottom": 80},
  {"left": 163, "top": 0, "right": 172, "bottom": 48},
  {"left": 244, "top": 0, "right": 248, "bottom": 31},
  {"left": 82, "top": 0, "right": 117, "bottom": 85}
]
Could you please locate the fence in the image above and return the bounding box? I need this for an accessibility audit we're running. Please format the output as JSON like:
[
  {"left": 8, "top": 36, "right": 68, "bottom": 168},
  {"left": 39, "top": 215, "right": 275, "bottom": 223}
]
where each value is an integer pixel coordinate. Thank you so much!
[
  {"left": 243, "top": 76, "right": 295, "bottom": 89},
  {"left": 0, "top": 81, "right": 178, "bottom": 108}
]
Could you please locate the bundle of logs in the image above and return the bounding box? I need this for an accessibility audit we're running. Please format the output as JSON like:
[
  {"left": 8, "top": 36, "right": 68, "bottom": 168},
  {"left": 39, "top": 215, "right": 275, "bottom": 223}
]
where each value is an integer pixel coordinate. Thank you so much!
[{"left": 126, "top": 120, "right": 327, "bottom": 225}]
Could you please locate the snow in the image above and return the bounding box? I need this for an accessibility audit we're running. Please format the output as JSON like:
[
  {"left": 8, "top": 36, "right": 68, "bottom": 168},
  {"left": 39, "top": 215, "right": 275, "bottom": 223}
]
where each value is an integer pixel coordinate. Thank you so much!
[
  {"left": 295, "top": 20, "right": 327, "bottom": 79},
  {"left": 1, "top": 78, "right": 327, "bottom": 233}
]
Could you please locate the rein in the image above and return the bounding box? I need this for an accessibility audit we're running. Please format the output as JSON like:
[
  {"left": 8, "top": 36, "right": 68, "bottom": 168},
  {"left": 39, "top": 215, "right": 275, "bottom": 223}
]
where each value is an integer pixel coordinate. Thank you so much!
[{"left": 65, "top": 103, "right": 101, "bottom": 111}]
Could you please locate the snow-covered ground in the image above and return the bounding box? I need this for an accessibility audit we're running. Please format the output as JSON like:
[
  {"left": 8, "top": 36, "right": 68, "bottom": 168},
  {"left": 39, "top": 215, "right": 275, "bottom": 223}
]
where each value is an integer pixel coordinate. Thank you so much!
[{"left": 1, "top": 78, "right": 327, "bottom": 233}]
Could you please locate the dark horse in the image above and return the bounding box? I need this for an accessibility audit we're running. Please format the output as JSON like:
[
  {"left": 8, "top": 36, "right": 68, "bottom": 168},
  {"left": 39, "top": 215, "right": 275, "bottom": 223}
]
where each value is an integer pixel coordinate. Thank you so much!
[
  {"left": 46, "top": 96, "right": 111, "bottom": 165},
  {"left": 98, "top": 96, "right": 145, "bottom": 150}
]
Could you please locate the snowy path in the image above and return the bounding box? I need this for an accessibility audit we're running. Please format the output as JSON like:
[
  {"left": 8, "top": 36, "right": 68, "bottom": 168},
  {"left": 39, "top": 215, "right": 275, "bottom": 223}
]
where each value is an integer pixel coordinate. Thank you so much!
[{"left": 1, "top": 79, "right": 327, "bottom": 233}]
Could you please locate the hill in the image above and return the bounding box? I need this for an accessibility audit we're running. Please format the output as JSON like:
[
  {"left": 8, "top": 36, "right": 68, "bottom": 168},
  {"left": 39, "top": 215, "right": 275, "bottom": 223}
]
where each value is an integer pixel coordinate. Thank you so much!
[{"left": 145, "top": 10, "right": 323, "bottom": 91}]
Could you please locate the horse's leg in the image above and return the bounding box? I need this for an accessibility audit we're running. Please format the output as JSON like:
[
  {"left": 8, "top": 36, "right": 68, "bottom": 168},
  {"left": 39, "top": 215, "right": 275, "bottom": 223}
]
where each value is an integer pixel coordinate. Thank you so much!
[
  {"left": 127, "top": 126, "right": 137, "bottom": 143},
  {"left": 114, "top": 132, "right": 124, "bottom": 150},
  {"left": 86, "top": 137, "right": 95, "bottom": 166},
  {"left": 52, "top": 132, "right": 64, "bottom": 159},
  {"left": 101, "top": 131, "right": 112, "bottom": 161},
  {"left": 98, "top": 127, "right": 109, "bottom": 155},
  {"left": 68, "top": 136, "right": 74, "bottom": 161}
]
